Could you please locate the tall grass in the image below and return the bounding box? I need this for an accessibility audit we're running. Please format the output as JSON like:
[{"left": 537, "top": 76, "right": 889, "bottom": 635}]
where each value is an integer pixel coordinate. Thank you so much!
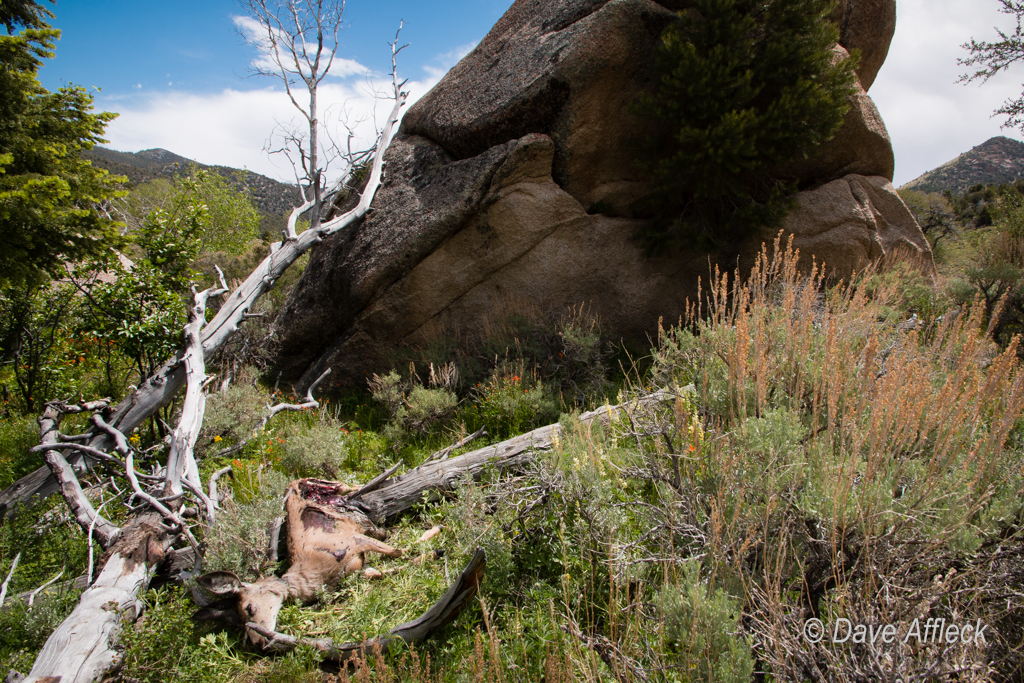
[
  {"left": 647, "top": 236, "right": 1024, "bottom": 680},
  {"left": 111, "top": 236, "right": 1024, "bottom": 682}
]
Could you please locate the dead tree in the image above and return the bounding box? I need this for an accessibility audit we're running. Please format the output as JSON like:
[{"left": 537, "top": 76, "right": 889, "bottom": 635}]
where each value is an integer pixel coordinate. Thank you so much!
[
  {"left": 14, "top": 5, "right": 411, "bottom": 680},
  {"left": 0, "top": 3, "right": 406, "bottom": 521}
]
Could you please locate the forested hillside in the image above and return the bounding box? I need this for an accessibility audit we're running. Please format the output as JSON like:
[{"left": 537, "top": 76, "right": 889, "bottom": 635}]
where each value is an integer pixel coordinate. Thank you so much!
[
  {"left": 85, "top": 147, "right": 298, "bottom": 217},
  {"left": 902, "top": 136, "right": 1024, "bottom": 195}
]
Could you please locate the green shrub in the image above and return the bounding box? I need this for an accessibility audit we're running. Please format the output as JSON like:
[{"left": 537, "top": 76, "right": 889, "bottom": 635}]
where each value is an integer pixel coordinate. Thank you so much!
[
  {"left": 470, "top": 367, "right": 557, "bottom": 440},
  {"left": 390, "top": 301, "right": 619, "bottom": 414},
  {"left": 203, "top": 466, "right": 289, "bottom": 580},
  {"left": 0, "top": 416, "right": 40, "bottom": 489},
  {"left": 634, "top": 0, "right": 858, "bottom": 251},
  {"left": 198, "top": 367, "right": 272, "bottom": 456},
  {"left": 550, "top": 305, "right": 612, "bottom": 406},
  {"left": 0, "top": 583, "right": 82, "bottom": 675},
  {"left": 658, "top": 562, "right": 754, "bottom": 683},
  {"left": 370, "top": 368, "right": 460, "bottom": 447},
  {"left": 277, "top": 422, "right": 359, "bottom": 479},
  {"left": 119, "top": 587, "right": 202, "bottom": 683},
  {"left": 395, "top": 385, "right": 459, "bottom": 437},
  {"left": 0, "top": 475, "right": 89, "bottom": 672}
]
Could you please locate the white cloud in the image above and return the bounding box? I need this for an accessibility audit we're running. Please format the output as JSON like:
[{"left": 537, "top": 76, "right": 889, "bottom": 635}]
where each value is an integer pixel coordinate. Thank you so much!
[
  {"left": 872, "top": 0, "right": 1024, "bottom": 186},
  {"left": 423, "top": 41, "right": 477, "bottom": 80},
  {"left": 96, "top": 56, "right": 450, "bottom": 183},
  {"left": 231, "top": 15, "right": 369, "bottom": 82},
  {"left": 114, "top": 2, "right": 1024, "bottom": 192}
]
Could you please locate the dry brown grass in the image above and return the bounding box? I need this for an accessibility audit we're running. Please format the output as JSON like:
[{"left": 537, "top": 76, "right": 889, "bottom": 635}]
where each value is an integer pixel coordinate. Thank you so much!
[{"left": 641, "top": 235, "right": 1024, "bottom": 681}]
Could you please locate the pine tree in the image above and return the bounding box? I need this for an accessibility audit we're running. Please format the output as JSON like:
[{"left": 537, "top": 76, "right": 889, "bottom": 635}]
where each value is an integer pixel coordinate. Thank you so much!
[
  {"left": 634, "top": 0, "right": 858, "bottom": 251},
  {"left": 0, "top": 0, "right": 123, "bottom": 287}
]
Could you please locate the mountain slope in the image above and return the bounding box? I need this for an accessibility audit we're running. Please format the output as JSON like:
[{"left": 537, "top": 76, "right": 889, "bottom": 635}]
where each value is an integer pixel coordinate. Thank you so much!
[
  {"left": 901, "top": 136, "right": 1024, "bottom": 195},
  {"left": 85, "top": 147, "right": 298, "bottom": 217}
]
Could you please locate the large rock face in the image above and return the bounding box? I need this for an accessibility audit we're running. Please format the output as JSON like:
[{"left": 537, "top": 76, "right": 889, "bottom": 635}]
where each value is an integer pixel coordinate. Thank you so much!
[
  {"left": 401, "top": 0, "right": 678, "bottom": 216},
  {"left": 273, "top": 0, "right": 927, "bottom": 390},
  {"left": 830, "top": 0, "right": 897, "bottom": 91}
]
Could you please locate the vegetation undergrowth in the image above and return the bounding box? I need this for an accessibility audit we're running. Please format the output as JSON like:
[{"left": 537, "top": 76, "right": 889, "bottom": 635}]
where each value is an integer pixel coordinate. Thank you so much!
[{"left": 50, "top": 236, "right": 1019, "bottom": 682}]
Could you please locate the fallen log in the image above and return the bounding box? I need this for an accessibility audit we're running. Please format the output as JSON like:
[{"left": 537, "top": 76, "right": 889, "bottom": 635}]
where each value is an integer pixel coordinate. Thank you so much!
[
  {"left": 21, "top": 512, "right": 167, "bottom": 683},
  {"left": 17, "top": 384, "right": 668, "bottom": 683},
  {"left": 0, "top": 87, "right": 409, "bottom": 524},
  {"left": 359, "top": 395, "right": 663, "bottom": 523}
]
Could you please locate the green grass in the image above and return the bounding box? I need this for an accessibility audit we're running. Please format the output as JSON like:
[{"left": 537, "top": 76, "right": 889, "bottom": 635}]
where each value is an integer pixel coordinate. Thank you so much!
[{"left": 6, "top": 238, "right": 1024, "bottom": 682}]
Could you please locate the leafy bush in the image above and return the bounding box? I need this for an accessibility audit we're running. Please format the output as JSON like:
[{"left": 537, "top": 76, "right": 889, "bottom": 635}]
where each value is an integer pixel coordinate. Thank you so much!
[
  {"left": 118, "top": 587, "right": 202, "bottom": 683},
  {"left": 0, "top": 584, "right": 83, "bottom": 675},
  {"left": 277, "top": 422, "right": 360, "bottom": 480},
  {"left": 550, "top": 304, "right": 612, "bottom": 405},
  {"left": 370, "top": 368, "right": 460, "bottom": 447},
  {"left": 633, "top": 0, "right": 858, "bottom": 251},
  {"left": 943, "top": 182, "right": 1024, "bottom": 347},
  {"left": 203, "top": 466, "right": 289, "bottom": 580},
  {"left": 0, "top": 283, "right": 104, "bottom": 413},
  {"left": 393, "top": 299, "right": 619, "bottom": 414},
  {"left": 0, "top": 416, "right": 40, "bottom": 489},
  {"left": 644, "top": 237, "right": 1024, "bottom": 677},
  {"left": 0, "top": 493, "right": 89, "bottom": 674},
  {"left": 198, "top": 366, "right": 271, "bottom": 456},
  {"left": 658, "top": 562, "right": 754, "bottom": 683},
  {"left": 469, "top": 367, "right": 557, "bottom": 440}
]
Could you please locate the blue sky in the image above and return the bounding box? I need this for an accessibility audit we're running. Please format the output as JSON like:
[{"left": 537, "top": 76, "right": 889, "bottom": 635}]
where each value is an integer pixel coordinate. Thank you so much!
[
  {"left": 39, "top": 1, "right": 512, "bottom": 95},
  {"left": 29, "top": 0, "right": 1024, "bottom": 186},
  {"left": 35, "top": 0, "right": 513, "bottom": 181}
]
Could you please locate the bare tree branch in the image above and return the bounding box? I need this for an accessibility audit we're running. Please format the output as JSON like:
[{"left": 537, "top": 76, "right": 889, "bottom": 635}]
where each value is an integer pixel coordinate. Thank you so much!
[
  {"left": 960, "top": 0, "right": 1024, "bottom": 129},
  {"left": 0, "top": 552, "right": 20, "bottom": 609},
  {"left": 21, "top": 7, "right": 409, "bottom": 681}
]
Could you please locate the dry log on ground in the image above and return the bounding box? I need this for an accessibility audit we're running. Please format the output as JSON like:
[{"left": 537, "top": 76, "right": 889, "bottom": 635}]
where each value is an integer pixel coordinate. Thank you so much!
[
  {"left": 360, "top": 396, "right": 663, "bottom": 523},
  {"left": 18, "top": 391, "right": 666, "bottom": 682},
  {"left": 23, "top": 512, "right": 167, "bottom": 683}
]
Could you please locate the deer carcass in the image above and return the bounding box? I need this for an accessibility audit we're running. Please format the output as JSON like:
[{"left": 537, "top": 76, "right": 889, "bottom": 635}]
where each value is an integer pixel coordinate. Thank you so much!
[{"left": 197, "top": 478, "right": 424, "bottom": 648}]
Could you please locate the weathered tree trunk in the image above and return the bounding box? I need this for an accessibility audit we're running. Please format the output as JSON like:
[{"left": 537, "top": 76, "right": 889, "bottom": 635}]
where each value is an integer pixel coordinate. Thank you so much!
[
  {"left": 361, "top": 399, "right": 647, "bottom": 523},
  {"left": 16, "top": 391, "right": 663, "bottom": 683},
  {"left": 362, "top": 425, "right": 560, "bottom": 523},
  {"left": 0, "top": 92, "right": 408, "bottom": 522},
  {"left": 23, "top": 513, "right": 167, "bottom": 683},
  {"left": 13, "top": 82, "right": 409, "bottom": 683}
]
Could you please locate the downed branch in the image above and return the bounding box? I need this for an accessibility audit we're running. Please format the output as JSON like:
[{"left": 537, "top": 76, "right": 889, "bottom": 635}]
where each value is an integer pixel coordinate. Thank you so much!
[
  {"left": 427, "top": 425, "right": 488, "bottom": 462},
  {"left": 0, "top": 79, "right": 408, "bottom": 521},
  {"left": 26, "top": 569, "right": 65, "bottom": 609},
  {"left": 0, "top": 552, "right": 20, "bottom": 609},
  {"left": 15, "top": 14, "right": 411, "bottom": 683},
  {"left": 38, "top": 403, "right": 120, "bottom": 549},
  {"left": 360, "top": 391, "right": 672, "bottom": 523}
]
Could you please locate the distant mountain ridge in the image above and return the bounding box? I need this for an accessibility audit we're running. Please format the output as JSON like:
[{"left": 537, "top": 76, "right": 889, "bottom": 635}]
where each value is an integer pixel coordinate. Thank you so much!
[
  {"left": 85, "top": 147, "right": 298, "bottom": 217},
  {"left": 901, "top": 137, "right": 1024, "bottom": 195}
]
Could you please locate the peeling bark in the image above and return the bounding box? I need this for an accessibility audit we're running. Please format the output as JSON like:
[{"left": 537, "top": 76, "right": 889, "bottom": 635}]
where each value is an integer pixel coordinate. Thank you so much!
[{"left": 24, "top": 513, "right": 166, "bottom": 683}]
